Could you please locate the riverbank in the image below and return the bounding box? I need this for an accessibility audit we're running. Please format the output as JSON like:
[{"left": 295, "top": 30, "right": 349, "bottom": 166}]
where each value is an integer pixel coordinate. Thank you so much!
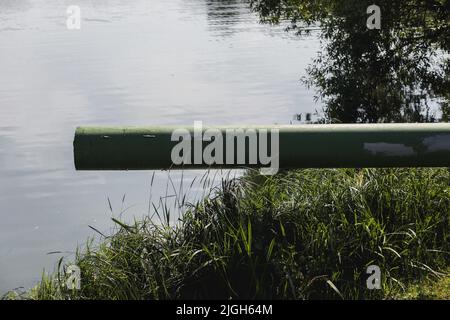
[{"left": 8, "top": 168, "right": 450, "bottom": 299}]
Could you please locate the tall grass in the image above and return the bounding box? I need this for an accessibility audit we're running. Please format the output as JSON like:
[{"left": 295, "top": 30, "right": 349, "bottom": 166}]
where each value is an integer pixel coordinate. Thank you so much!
[{"left": 14, "top": 168, "right": 450, "bottom": 300}]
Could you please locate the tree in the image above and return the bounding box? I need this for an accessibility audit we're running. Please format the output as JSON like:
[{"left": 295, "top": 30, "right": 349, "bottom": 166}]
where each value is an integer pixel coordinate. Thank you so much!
[{"left": 250, "top": 0, "right": 450, "bottom": 123}]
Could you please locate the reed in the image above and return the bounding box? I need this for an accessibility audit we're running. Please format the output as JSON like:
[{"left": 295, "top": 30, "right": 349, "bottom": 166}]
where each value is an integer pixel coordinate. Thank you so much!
[{"left": 13, "top": 168, "right": 450, "bottom": 300}]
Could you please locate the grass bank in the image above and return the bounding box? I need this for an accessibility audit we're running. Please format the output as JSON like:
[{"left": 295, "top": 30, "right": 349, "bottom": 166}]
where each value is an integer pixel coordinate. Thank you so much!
[{"left": 10, "top": 168, "right": 450, "bottom": 299}]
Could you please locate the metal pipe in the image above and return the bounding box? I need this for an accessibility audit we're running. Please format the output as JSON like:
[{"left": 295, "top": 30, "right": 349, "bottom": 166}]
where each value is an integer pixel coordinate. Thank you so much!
[{"left": 74, "top": 123, "right": 450, "bottom": 170}]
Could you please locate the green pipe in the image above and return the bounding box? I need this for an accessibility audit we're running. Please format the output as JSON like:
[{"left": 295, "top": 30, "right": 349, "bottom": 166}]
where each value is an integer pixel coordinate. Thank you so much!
[{"left": 74, "top": 123, "right": 450, "bottom": 170}]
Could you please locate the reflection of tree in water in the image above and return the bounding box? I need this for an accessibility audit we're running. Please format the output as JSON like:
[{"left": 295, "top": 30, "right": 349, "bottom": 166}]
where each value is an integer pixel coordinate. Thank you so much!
[
  {"left": 204, "top": 0, "right": 248, "bottom": 37},
  {"left": 251, "top": 0, "right": 450, "bottom": 123}
]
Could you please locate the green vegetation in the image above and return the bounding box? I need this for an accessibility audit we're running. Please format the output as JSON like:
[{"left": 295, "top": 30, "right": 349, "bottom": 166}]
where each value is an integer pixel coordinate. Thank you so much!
[
  {"left": 250, "top": 0, "right": 450, "bottom": 123},
  {"left": 10, "top": 168, "right": 449, "bottom": 300},
  {"left": 394, "top": 268, "right": 449, "bottom": 300}
]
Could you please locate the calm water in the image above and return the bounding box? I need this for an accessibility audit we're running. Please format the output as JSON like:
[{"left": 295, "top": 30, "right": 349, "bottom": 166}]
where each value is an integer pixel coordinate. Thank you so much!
[{"left": 0, "top": 0, "right": 320, "bottom": 292}]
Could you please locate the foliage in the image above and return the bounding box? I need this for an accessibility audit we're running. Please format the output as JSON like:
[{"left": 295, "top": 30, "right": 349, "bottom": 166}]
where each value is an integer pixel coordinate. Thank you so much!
[
  {"left": 15, "top": 168, "right": 450, "bottom": 300},
  {"left": 250, "top": 0, "right": 450, "bottom": 123}
]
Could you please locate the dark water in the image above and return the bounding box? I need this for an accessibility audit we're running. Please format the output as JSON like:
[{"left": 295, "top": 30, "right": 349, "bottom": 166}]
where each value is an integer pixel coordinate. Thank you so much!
[{"left": 0, "top": 0, "right": 320, "bottom": 292}]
